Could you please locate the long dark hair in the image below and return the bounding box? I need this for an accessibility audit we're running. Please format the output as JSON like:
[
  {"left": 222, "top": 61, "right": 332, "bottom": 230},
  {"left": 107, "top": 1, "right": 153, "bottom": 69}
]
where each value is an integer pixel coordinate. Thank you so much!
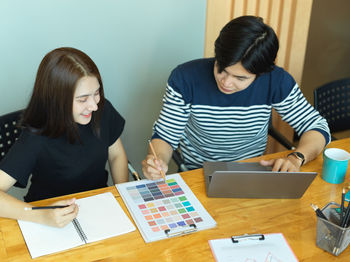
[
  {"left": 21, "top": 47, "right": 105, "bottom": 143},
  {"left": 215, "top": 16, "right": 279, "bottom": 76}
]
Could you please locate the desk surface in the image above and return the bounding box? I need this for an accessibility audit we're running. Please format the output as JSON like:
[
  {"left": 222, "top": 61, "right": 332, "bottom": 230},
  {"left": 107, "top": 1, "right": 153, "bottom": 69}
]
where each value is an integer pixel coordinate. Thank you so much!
[{"left": 1, "top": 138, "right": 350, "bottom": 261}]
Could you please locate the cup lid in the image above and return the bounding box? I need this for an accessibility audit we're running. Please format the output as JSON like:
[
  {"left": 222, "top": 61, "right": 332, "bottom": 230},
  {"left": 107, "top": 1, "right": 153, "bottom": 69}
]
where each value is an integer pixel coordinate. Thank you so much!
[{"left": 324, "top": 148, "right": 350, "bottom": 161}]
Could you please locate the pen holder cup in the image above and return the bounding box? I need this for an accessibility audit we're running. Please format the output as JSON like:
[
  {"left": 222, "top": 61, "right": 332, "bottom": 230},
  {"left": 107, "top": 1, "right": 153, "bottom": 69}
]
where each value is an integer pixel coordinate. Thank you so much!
[{"left": 316, "top": 202, "right": 350, "bottom": 256}]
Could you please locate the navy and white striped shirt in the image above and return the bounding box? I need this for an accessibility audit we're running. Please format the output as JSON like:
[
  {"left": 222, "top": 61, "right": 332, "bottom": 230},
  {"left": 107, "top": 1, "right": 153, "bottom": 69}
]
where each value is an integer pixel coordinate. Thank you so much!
[{"left": 152, "top": 58, "right": 330, "bottom": 170}]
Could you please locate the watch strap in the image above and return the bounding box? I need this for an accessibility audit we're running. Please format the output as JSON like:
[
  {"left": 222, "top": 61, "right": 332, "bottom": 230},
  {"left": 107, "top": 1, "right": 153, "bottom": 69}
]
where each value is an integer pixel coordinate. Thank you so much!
[{"left": 287, "top": 152, "right": 305, "bottom": 166}]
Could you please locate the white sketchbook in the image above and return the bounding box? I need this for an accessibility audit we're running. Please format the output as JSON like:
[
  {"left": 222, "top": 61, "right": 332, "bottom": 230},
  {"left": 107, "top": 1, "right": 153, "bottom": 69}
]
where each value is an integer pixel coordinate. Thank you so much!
[
  {"left": 18, "top": 192, "right": 136, "bottom": 258},
  {"left": 116, "top": 173, "right": 216, "bottom": 243},
  {"left": 209, "top": 233, "right": 298, "bottom": 262}
]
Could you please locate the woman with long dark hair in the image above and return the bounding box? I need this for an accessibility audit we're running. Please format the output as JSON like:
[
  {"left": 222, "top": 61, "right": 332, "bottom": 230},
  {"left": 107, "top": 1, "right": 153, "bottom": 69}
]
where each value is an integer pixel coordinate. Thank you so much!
[{"left": 0, "top": 47, "right": 128, "bottom": 227}]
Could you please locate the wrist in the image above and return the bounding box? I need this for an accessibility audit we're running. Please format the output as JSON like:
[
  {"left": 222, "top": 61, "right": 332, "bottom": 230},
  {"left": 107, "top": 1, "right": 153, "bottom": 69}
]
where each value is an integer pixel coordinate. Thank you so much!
[{"left": 287, "top": 151, "right": 305, "bottom": 167}]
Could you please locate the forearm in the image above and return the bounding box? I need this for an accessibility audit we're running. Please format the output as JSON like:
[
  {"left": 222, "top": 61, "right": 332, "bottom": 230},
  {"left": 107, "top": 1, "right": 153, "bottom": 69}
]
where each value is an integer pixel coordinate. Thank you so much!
[
  {"left": 0, "top": 191, "right": 79, "bottom": 227},
  {"left": 148, "top": 138, "right": 173, "bottom": 164},
  {"left": 0, "top": 190, "right": 41, "bottom": 222},
  {"left": 261, "top": 130, "right": 327, "bottom": 171},
  {"left": 108, "top": 138, "right": 129, "bottom": 184},
  {"left": 294, "top": 130, "right": 326, "bottom": 164},
  {"left": 0, "top": 170, "right": 35, "bottom": 221},
  {"left": 109, "top": 153, "right": 128, "bottom": 184}
]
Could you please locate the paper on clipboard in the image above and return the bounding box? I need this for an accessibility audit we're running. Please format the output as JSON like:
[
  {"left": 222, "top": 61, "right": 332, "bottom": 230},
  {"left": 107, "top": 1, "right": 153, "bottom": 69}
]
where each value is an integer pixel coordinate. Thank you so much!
[{"left": 209, "top": 233, "right": 298, "bottom": 262}]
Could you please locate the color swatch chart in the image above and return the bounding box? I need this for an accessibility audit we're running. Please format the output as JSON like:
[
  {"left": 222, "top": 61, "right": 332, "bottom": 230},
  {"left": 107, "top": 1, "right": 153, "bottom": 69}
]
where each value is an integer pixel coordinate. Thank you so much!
[{"left": 116, "top": 173, "right": 216, "bottom": 243}]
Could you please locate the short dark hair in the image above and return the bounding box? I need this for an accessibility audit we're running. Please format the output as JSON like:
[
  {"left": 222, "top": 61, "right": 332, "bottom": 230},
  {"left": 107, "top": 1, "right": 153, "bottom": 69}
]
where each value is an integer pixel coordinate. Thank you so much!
[
  {"left": 214, "top": 16, "right": 279, "bottom": 75},
  {"left": 21, "top": 47, "right": 105, "bottom": 143}
]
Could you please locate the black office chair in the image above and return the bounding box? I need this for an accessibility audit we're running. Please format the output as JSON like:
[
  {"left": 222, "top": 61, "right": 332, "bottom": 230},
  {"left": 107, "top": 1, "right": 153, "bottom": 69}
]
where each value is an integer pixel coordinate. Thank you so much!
[
  {"left": 314, "top": 77, "right": 350, "bottom": 140},
  {"left": 172, "top": 149, "right": 189, "bottom": 172},
  {"left": 0, "top": 110, "right": 25, "bottom": 188},
  {"left": 0, "top": 110, "right": 23, "bottom": 160},
  {"left": 172, "top": 117, "right": 295, "bottom": 172}
]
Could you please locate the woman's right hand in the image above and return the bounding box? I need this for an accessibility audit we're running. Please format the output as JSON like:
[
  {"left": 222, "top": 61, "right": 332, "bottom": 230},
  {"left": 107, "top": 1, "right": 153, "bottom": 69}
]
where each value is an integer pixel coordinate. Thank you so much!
[
  {"left": 39, "top": 198, "right": 79, "bottom": 228},
  {"left": 142, "top": 154, "right": 168, "bottom": 180}
]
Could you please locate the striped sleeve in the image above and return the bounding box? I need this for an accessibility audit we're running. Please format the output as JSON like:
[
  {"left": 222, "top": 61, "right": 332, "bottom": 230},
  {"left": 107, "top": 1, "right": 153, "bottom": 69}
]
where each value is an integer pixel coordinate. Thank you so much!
[
  {"left": 152, "top": 84, "right": 191, "bottom": 150},
  {"left": 272, "top": 84, "right": 331, "bottom": 144}
]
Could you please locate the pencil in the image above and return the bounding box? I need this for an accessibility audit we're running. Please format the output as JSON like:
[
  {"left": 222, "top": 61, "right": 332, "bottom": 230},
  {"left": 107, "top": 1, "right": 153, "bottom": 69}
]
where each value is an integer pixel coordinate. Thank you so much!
[
  {"left": 335, "top": 201, "right": 350, "bottom": 255},
  {"left": 148, "top": 140, "right": 166, "bottom": 181},
  {"left": 341, "top": 201, "right": 350, "bottom": 228},
  {"left": 24, "top": 205, "right": 69, "bottom": 210}
]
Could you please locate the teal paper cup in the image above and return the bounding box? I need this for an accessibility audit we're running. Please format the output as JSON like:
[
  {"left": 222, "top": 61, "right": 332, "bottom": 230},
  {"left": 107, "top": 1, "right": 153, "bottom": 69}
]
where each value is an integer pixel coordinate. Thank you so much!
[{"left": 321, "top": 148, "right": 350, "bottom": 184}]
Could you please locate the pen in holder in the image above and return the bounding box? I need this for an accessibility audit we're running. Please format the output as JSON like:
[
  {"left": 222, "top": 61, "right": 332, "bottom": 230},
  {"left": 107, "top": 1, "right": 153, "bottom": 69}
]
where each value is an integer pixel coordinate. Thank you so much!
[{"left": 316, "top": 202, "right": 350, "bottom": 256}]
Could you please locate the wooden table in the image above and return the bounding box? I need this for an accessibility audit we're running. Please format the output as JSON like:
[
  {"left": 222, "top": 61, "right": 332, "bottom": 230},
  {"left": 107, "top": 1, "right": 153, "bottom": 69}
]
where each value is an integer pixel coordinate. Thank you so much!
[{"left": 1, "top": 138, "right": 350, "bottom": 261}]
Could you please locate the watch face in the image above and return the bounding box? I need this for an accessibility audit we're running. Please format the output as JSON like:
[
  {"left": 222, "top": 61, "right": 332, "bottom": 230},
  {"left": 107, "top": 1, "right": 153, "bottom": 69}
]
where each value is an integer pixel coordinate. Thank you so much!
[
  {"left": 288, "top": 152, "right": 305, "bottom": 166},
  {"left": 295, "top": 152, "right": 304, "bottom": 160},
  {"left": 294, "top": 152, "right": 305, "bottom": 165}
]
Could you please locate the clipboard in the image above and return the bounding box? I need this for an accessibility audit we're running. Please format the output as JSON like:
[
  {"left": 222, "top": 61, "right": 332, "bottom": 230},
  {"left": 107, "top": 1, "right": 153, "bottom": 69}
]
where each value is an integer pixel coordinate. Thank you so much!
[
  {"left": 209, "top": 233, "right": 299, "bottom": 262},
  {"left": 116, "top": 173, "right": 217, "bottom": 243}
]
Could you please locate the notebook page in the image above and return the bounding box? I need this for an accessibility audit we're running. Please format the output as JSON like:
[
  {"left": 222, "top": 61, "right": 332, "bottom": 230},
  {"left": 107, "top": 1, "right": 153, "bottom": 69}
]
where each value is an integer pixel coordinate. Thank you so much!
[
  {"left": 75, "top": 192, "right": 135, "bottom": 243},
  {"left": 209, "top": 233, "right": 298, "bottom": 262},
  {"left": 17, "top": 219, "right": 83, "bottom": 258}
]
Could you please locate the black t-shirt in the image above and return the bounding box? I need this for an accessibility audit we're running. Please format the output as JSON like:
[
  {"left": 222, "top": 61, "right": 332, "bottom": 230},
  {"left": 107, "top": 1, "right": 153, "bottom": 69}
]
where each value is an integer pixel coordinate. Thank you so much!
[{"left": 0, "top": 99, "right": 125, "bottom": 202}]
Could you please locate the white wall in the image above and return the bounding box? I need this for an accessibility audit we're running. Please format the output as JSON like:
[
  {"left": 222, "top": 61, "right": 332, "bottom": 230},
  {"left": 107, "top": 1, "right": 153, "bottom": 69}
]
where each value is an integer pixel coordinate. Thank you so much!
[{"left": 0, "top": 0, "right": 206, "bottom": 182}]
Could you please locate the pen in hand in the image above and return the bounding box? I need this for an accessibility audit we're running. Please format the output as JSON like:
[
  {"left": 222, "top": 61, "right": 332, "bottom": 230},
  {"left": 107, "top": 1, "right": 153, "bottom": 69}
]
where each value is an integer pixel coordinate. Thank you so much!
[
  {"left": 24, "top": 205, "right": 69, "bottom": 210},
  {"left": 148, "top": 140, "right": 166, "bottom": 180}
]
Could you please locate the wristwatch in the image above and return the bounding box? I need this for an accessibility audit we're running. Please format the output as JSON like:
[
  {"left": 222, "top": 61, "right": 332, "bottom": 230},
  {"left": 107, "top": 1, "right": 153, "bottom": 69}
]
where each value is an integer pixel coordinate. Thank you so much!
[{"left": 287, "top": 152, "right": 305, "bottom": 166}]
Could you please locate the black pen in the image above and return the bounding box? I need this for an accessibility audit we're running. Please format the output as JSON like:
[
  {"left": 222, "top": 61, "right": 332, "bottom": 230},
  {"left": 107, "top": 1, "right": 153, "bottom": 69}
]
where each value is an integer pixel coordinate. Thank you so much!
[
  {"left": 24, "top": 205, "right": 69, "bottom": 210},
  {"left": 341, "top": 202, "right": 350, "bottom": 228},
  {"left": 340, "top": 188, "right": 346, "bottom": 222},
  {"left": 311, "top": 203, "right": 328, "bottom": 220}
]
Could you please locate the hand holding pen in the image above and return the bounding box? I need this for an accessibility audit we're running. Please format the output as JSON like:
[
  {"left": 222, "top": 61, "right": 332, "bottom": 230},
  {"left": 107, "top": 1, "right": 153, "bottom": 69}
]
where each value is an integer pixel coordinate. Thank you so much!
[
  {"left": 148, "top": 140, "right": 167, "bottom": 181},
  {"left": 24, "top": 198, "right": 79, "bottom": 228},
  {"left": 142, "top": 140, "right": 168, "bottom": 180}
]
